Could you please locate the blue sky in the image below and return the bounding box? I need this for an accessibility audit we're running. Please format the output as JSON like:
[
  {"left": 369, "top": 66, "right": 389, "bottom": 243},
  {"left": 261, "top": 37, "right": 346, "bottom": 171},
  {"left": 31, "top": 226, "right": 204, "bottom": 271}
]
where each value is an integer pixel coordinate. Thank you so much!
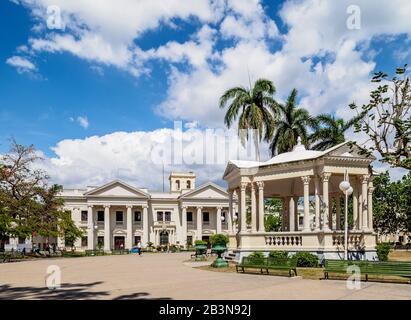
[{"left": 0, "top": 0, "right": 410, "bottom": 189}]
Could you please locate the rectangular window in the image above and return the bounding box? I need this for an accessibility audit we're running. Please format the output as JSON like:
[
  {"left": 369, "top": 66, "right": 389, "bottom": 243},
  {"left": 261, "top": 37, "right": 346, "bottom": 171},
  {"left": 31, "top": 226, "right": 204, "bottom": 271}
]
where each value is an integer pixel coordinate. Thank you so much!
[
  {"left": 81, "top": 210, "right": 88, "bottom": 222},
  {"left": 134, "top": 236, "right": 141, "bottom": 245},
  {"left": 203, "top": 212, "right": 209, "bottom": 223},
  {"left": 165, "top": 211, "right": 171, "bottom": 222},
  {"left": 18, "top": 238, "right": 26, "bottom": 244},
  {"left": 157, "top": 211, "right": 163, "bottom": 221},
  {"left": 97, "top": 210, "right": 104, "bottom": 222},
  {"left": 187, "top": 212, "right": 193, "bottom": 222},
  {"left": 134, "top": 211, "right": 141, "bottom": 222},
  {"left": 81, "top": 237, "right": 88, "bottom": 247},
  {"left": 97, "top": 236, "right": 104, "bottom": 247},
  {"left": 116, "top": 211, "right": 123, "bottom": 223},
  {"left": 299, "top": 216, "right": 303, "bottom": 226}
]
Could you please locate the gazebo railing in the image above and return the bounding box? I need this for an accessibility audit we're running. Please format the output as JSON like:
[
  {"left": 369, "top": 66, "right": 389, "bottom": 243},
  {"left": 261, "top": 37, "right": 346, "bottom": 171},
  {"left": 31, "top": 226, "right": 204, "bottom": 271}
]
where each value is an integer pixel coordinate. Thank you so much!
[{"left": 265, "top": 234, "right": 303, "bottom": 247}]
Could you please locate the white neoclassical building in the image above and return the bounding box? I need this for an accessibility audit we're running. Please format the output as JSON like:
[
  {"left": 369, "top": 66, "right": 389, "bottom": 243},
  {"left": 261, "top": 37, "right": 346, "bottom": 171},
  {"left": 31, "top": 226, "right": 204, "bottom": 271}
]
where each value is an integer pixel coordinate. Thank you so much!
[
  {"left": 223, "top": 139, "right": 378, "bottom": 261},
  {"left": 58, "top": 172, "right": 234, "bottom": 251}
]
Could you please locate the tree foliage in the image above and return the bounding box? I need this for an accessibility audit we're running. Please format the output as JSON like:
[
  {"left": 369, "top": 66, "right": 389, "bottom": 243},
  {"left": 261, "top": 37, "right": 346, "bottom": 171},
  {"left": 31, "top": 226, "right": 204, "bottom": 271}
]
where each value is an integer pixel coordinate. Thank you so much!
[
  {"left": 372, "top": 171, "right": 411, "bottom": 235},
  {"left": 0, "top": 140, "right": 83, "bottom": 243},
  {"left": 349, "top": 65, "right": 411, "bottom": 170},
  {"left": 270, "top": 88, "right": 317, "bottom": 155},
  {"left": 219, "top": 78, "right": 278, "bottom": 161}
]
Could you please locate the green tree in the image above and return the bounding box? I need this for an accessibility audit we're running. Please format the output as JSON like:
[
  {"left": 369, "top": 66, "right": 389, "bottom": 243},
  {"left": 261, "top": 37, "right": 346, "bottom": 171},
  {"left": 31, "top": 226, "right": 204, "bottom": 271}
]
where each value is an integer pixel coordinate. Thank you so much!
[
  {"left": 264, "top": 198, "right": 283, "bottom": 231},
  {"left": 219, "top": 78, "right": 278, "bottom": 161},
  {"left": 310, "top": 113, "right": 363, "bottom": 150},
  {"left": 373, "top": 171, "right": 411, "bottom": 235},
  {"left": 0, "top": 140, "right": 83, "bottom": 244},
  {"left": 270, "top": 88, "right": 317, "bottom": 156},
  {"left": 349, "top": 65, "right": 411, "bottom": 170}
]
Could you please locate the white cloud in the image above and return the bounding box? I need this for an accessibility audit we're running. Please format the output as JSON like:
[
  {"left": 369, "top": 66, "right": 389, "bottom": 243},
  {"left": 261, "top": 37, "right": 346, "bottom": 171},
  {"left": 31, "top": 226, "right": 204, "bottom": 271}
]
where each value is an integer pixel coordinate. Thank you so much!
[
  {"left": 6, "top": 55, "right": 37, "bottom": 74},
  {"left": 37, "top": 126, "right": 263, "bottom": 190},
  {"left": 76, "top": 116, "right": 89, "bottom": 129}
]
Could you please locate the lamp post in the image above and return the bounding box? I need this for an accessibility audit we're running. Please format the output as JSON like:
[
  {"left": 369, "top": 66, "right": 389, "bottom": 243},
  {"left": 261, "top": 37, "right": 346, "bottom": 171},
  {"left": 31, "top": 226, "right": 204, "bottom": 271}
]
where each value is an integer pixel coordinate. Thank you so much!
[{"left": 339, "top": 170, "right": 353, "bottom": 260}]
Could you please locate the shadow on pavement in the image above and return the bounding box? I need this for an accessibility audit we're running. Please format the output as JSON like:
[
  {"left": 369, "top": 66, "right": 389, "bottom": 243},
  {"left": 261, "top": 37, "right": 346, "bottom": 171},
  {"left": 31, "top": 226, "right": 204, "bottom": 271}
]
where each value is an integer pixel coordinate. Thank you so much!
[
  {"left": 113, "top": 292, "right": 172, "bottom": 300},
  {"left": 0, "top": 281, "right": 109, "bottom": 300}
]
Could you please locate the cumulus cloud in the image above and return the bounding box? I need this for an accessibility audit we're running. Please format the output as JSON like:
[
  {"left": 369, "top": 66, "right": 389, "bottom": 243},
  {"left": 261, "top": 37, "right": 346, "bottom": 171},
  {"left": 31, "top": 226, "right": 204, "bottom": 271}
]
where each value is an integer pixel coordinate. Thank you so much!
[
  {"left": 38, "top": 125, "right": 263, "bottom": 190},
  {"left": 6, "top": 55, "right": 37, "bottom": 74}
]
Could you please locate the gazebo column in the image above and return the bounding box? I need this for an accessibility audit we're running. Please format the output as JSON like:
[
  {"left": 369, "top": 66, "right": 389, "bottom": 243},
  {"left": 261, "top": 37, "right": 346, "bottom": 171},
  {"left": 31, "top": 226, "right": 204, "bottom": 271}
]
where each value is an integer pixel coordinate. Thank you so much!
[
  {"left": 335, "top": 195, "right": 341, "bottom": 231},
  {"left": 301, "top": 176, "right": 311, "bottom": 232},
  {"left": 283, "top": 197, "right": 289, "bottom": 231},
  {"left": 352, "top": 178, "right": 359, "bottom": 230},
  {"left": 314, "top": 176, "right": 321, "bottom": 231},
  {"left": 322, "top": 172, "right": 331, "bottom": 231},
  {"left": 250, "top": 183, "right": 257, "bottom": 233},
  {"left": 227, "top": 191, "right": 233, "bottom": 233},
  {"left": 240, "top": 183, "right": 247, "bottom": 232},
  {"left": 257, "top": 182, "right": 265, "bottom": 232},
  {"left": 233, "top": 190, "right": 238, "bottom": 233},
  {"left": 361, "top": 175, "right": 370, "bottom": 231},
  {"left": 196, "top": 206, "right": 203, "bottom": 240},
  {"left": 289, "top": 197, "right": 296, "bottom": 232},
  {"left": 368, "top": 181, "right": 374, "bottom": 232}
]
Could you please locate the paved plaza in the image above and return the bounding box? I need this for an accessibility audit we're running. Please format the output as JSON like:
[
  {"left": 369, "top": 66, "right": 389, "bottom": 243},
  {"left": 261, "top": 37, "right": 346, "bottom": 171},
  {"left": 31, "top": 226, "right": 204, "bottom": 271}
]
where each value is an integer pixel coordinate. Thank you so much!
[{"left": 0, "top": 252, "right": 410, "bottom": 300}]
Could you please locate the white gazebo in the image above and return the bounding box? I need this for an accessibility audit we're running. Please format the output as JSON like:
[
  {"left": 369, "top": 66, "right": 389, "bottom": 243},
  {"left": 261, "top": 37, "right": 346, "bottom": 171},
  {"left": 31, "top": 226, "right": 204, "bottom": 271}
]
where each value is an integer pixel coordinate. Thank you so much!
[{"left": 223, "top": 138, "right": 377, "bottom": 261}]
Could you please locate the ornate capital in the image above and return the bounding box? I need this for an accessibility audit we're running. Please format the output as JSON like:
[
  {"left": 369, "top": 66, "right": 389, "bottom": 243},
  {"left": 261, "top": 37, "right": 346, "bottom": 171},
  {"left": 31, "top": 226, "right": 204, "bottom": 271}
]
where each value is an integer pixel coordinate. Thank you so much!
[
  {"left": 196, "top": 206, "right": 203, "bottom": 210},
  {"left": 103, "top": 204, "right": 111, "bottom": 209},
  {"left": 87, "top": 204, "right": 94, "bottom": 209},
  {"left": 142, "top": 204, "right": 149, "bottom": 209},
  {"left": 368, "top": 187, "right": 375, "bottom": 194},
  {"left": 126, "top": 205, "right": 133, "bottom": 209},
  {"left": 256, "top": 181, "right": 264, "bottom": 189},
  {"left": 240, "top": 182, "right": 248, "bottom": 191},
  {"left": 301, "top": 176, "right": 311, "bottom": 185},
  {"left": 181, "top": 205, "right": 187, "bottom": 210},
  {"left": 361, "top": 174, "right": 370, "bottom": 184},
  {"left": 216, "top": 206, "right": 223, "bottom": 210},
  {"left": 321, "top": 172, "right": 331, "bottom": 182}
]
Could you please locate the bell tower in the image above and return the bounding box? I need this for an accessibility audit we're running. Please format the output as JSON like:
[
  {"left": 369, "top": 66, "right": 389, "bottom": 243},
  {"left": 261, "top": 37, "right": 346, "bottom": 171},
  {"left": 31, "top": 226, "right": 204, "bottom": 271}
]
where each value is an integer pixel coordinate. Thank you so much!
[{"left": 169, "top": 172, "right": 196, "bottom": 193}]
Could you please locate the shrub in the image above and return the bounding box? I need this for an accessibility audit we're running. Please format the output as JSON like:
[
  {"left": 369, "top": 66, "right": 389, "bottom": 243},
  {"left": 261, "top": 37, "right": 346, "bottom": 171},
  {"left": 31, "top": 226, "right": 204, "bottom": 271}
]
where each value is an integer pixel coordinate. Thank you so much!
[
  {"left": 210, "top": 234, "right": 229, "bottom": 246},
  {"left": 291, "top": 252, "right": 319, "bottom": 267},
  {"left": 194, "top": 240, "right": 207, "bottom": 246},
  {"left": 268, "top": 251, "right": 288, "bottom": 260},
  {"left": 376, "top": 242, "right": 391, "bottom": 261},
  {"left": 249, "top": 251, "right": 265, "bottom": 258}
]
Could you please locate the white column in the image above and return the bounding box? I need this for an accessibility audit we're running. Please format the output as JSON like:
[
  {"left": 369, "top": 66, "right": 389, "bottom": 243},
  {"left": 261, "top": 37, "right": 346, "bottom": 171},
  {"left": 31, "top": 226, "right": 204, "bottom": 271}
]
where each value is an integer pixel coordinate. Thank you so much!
[
  {"left": 301, "top": 176, "right": 311, "bottom": 232},
  {"left": 104, "top": 205, "right": 111, "bottom": 251},
  {"left": 216, "top": 206, "right": 222, "bottom": 234},
  {"left": 336, "top": 195, "right": 341, "bottom": 231},
  {"left": 352, "top": 179, "right": 359, "bottom": 230},
  {"left": 256, "top": 182, "right": 265, "bottom": 232},
  {"left": 181, "top": 206, "right": 187, "bottom": 247},
  {"left": 126, "top": 205, "right": 133, "bottom": 249},
  {"left": 314, "top": 176, "right": 321, "bottom": 231},
  {"left": 227, "top": 191, "right": 233, "bottom": 234},
  {"left": 87, "top": 205, "right": 95, "bottom": 250},
  {"left": 322, "top": 172, "right": 331, "bottom": 231},
  {"left": 142, "top": 205, "right": 149, "bottom": 245},
  {"left": 196, "top": 206, "right": 202, "bottom": 240},
  {"left": 368, "top": 181, "right": 374, "bottom": 232},
  {"left": 250, "top": 183, "right": 257, "bottom": 233},
  {"left": 361, "top": 175, "right": 370, "bottom": 230},
  {"left": 240, "top": 182, "right": 247, "bottom": 232},
  {"left": 289, "top": 197, "right": 295, "bottom": 232}
]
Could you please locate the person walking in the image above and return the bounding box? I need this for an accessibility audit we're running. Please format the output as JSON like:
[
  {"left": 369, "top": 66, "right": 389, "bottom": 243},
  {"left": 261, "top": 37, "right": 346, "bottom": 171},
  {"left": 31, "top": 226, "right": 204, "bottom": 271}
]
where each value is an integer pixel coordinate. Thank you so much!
[{"left": 137, "top": 241, "right": 142, "bottom": 256}]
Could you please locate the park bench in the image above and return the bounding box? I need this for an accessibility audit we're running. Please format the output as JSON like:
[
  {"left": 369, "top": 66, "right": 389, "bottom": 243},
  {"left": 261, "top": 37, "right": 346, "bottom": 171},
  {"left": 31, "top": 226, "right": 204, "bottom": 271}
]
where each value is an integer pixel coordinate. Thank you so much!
[
  {"left": 236, "top": 256, "right": 297, "bottom": 277},
  {"left": 324, "top": 259, "right": 411, "bottom": 282},
  {"left": 111, "top": 249, "right": 129, "bottom": 255}
]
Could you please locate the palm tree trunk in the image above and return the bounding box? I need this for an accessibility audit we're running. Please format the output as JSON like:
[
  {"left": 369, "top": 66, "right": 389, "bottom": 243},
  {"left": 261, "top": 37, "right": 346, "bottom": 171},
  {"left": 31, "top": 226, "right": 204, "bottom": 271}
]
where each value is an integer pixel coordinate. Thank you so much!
[{"left": 253, "top": 130, "right": 260, "bottom": 162}]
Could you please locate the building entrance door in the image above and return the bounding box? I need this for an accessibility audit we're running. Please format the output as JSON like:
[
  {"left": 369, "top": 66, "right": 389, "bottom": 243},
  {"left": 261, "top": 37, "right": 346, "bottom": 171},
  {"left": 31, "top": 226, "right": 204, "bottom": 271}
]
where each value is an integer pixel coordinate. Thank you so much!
[
  {"left": 114, "top": 236, "right": 125, "bottom": 250},
  {"left": 160, "top": 231, "right": 169, "bottom": 245}
]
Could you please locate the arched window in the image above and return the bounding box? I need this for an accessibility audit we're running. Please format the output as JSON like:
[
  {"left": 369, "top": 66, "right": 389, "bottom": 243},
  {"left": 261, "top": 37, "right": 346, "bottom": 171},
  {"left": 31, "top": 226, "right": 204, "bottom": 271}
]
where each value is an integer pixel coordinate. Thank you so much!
[
  {"left": 176, "top": 180, "right": 180, "bottom": 190},
  {"left": 186, "top": 180, "right": 191, "bottom": 189}
]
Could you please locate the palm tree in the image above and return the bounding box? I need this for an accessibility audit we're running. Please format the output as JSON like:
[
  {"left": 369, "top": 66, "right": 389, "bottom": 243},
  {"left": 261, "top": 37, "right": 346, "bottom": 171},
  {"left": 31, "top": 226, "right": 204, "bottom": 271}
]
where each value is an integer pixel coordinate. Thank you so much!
[
  {"left": 309, "top": 114, "right": 364, "bottom": 150},
  {"left": 269, "top": 88, "right": 317, "bottom": 156},
  {"left": 219, "top": 78, "right": 278, "bottom": 161}
]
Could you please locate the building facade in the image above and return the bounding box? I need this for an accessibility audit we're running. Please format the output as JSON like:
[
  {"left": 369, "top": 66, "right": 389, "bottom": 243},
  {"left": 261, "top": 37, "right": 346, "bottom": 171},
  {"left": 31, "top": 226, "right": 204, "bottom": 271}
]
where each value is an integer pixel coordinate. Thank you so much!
[{"left": 58, "top": 172, "right": 234, "bottom": 251}]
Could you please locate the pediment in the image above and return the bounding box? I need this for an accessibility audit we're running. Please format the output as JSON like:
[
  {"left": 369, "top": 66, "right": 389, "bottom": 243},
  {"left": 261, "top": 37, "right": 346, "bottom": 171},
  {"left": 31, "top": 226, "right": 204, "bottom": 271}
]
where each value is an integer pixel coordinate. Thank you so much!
[
  {"left": 325, "top": 142, "right": 376, "bottom": 160},
  {"left": 180, "top": 183, "right": 228, "bottom": 200},
  {"left": 85, "top": 180, "right": 149, "bottom": 198}
]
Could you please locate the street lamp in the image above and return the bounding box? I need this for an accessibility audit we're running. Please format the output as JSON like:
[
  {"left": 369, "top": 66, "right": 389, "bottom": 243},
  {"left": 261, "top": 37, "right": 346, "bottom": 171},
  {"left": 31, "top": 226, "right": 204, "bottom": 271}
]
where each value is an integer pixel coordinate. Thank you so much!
[{"left": 339, "top": 170, "right": 352, "bottom": 260}]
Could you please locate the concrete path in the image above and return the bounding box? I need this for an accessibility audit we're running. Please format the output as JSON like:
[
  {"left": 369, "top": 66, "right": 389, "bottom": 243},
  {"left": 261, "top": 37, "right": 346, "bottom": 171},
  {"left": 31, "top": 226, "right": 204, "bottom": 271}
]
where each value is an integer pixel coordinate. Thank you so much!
[{"left": 0, "top": 252, "right": 410, "bottom": 300}]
